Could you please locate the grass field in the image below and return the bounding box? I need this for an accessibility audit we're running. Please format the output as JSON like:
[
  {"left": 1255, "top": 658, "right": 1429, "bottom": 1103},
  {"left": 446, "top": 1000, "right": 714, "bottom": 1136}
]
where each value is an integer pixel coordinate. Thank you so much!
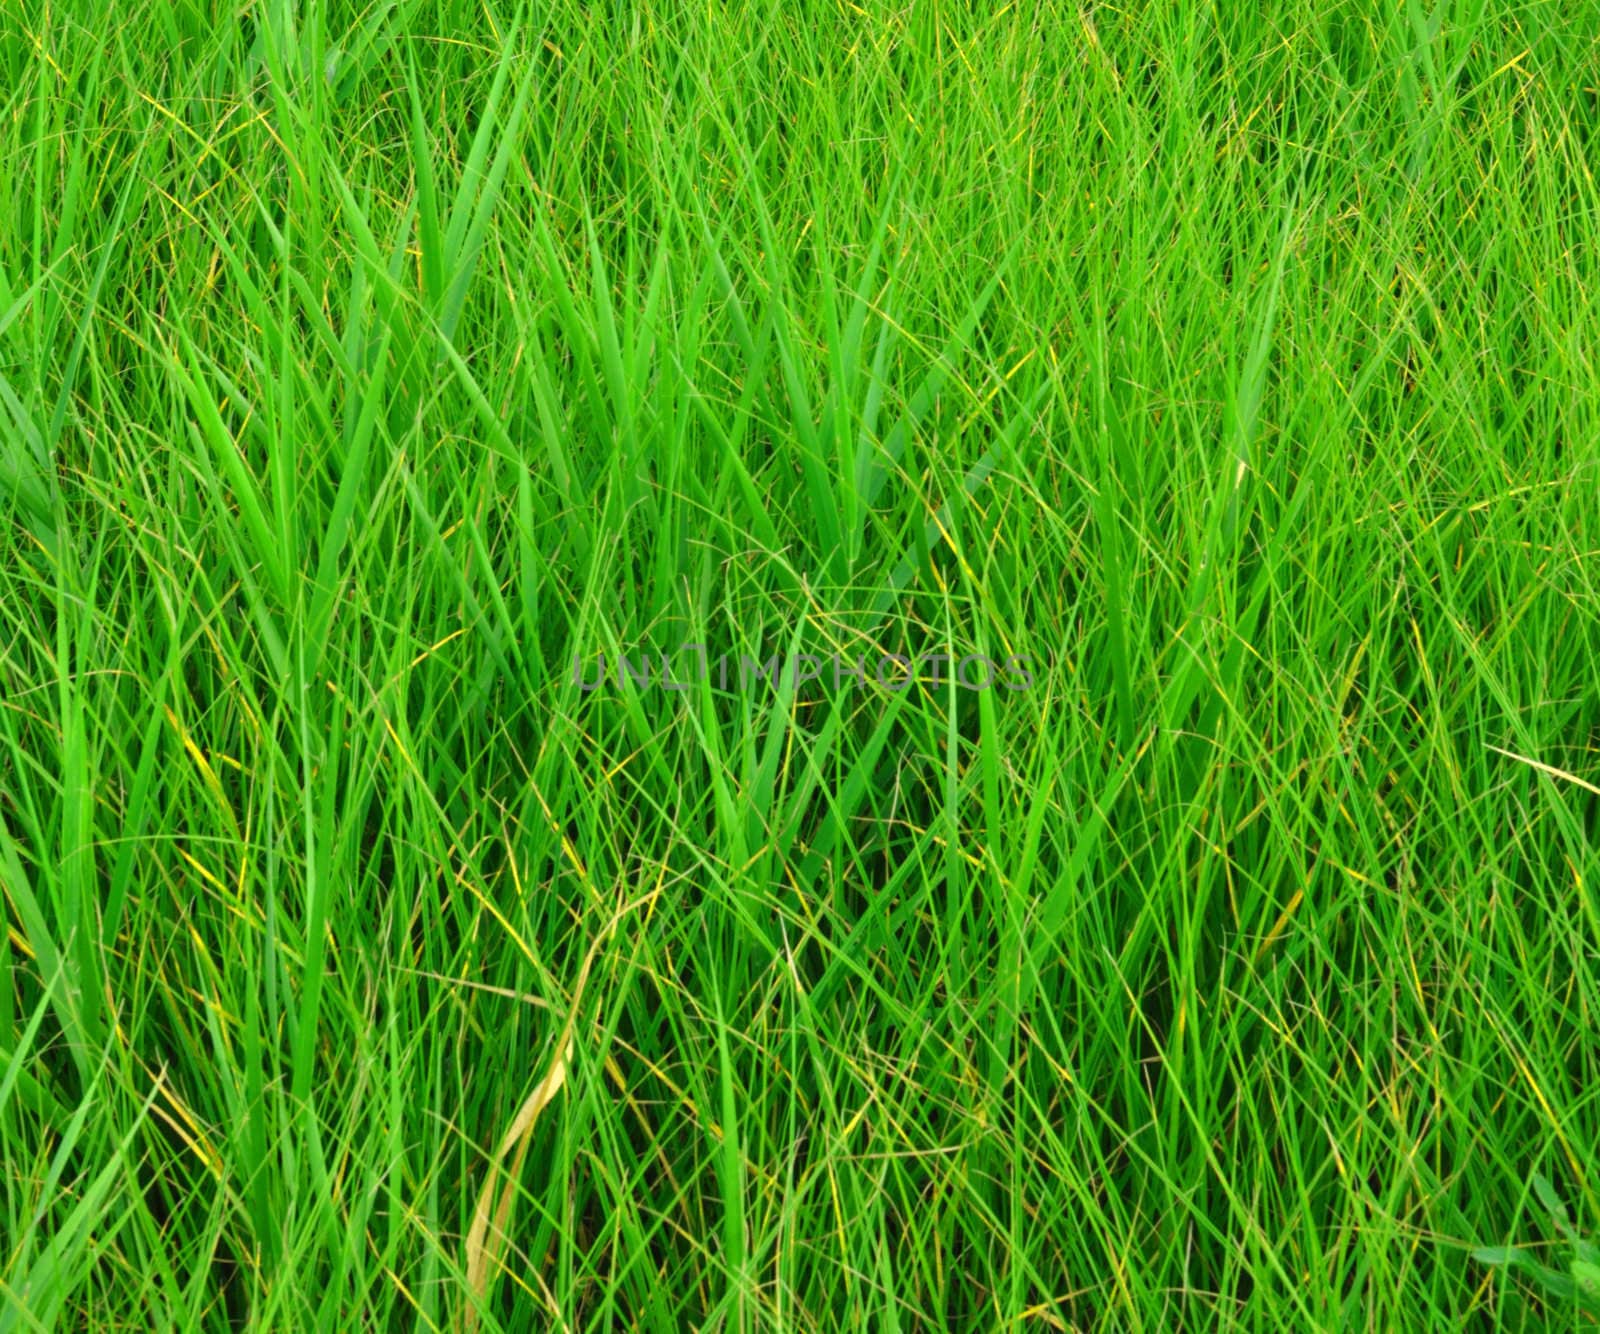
[{"left": 2, "top": 1, "right": 1599, "bottom": 1328}]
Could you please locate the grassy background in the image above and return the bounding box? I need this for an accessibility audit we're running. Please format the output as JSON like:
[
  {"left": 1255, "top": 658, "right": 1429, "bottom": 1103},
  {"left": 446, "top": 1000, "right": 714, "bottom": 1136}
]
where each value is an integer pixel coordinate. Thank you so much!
[{"left": 1, "top": 0, "right": 1598, "bottom": 1328}]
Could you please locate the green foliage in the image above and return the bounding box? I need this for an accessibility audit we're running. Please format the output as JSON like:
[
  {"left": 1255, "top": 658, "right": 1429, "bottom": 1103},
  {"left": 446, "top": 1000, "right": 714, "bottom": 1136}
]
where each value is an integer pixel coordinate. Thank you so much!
[
  {"left": 1475, "top": 1174, "right": 1600, "bottom": 1327},
  {"left": 0, "top": 0, "right": 1598, "bottom": 1328}
]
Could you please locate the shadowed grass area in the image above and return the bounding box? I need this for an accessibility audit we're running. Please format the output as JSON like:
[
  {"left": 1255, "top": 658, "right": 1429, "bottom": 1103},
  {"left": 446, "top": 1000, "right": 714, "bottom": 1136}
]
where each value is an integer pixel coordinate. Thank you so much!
[{"left": 1, "top": 1, "right": 1598, "bottom": 1328}]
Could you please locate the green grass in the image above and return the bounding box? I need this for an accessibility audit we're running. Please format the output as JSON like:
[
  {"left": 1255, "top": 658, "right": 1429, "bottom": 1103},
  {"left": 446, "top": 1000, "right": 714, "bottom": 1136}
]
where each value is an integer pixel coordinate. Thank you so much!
[{"left": 1, "top": 0, "right": 1598, "bottom": 1328}]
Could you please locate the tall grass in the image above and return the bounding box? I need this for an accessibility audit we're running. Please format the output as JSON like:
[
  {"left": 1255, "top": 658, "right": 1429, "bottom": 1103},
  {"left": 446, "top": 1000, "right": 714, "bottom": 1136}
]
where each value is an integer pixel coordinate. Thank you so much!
[{"left": 1, "top": 1, "right": 1598, "bottom": 1327}]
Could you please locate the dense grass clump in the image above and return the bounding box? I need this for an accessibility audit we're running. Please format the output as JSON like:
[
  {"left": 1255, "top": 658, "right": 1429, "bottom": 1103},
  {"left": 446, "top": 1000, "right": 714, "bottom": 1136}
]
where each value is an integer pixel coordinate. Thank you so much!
[{"left": 2, "top": 1, "right": 1598, "bottom": 1328}]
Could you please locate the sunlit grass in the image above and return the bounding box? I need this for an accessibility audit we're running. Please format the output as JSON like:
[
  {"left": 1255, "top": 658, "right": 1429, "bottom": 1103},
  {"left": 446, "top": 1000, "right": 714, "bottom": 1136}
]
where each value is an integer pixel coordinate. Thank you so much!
[{"left": 1, "top": 1, "right": 1598, "bottom": 1328}]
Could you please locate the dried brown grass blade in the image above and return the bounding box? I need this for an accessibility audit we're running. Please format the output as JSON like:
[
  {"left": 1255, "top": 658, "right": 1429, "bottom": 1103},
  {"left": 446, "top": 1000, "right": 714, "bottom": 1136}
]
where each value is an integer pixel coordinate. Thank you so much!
[{"left": 460, "top": 894, "right": 649, "bottom": 1331}]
